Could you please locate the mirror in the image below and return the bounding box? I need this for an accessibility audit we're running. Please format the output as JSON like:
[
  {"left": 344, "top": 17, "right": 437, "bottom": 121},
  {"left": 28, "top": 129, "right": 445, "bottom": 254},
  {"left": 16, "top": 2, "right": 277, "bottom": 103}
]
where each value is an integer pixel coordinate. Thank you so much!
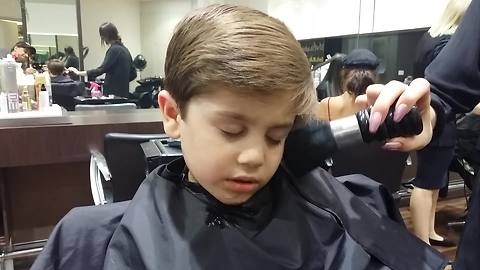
[
  {"left": 0, "top": 0, "right": 23, "bottom": 52},
  {"left": 24, "top": 0, "right": 80, "bottom": 66},
  {"left": 13, "top": 0, "right": 439, "bottom": 111}
]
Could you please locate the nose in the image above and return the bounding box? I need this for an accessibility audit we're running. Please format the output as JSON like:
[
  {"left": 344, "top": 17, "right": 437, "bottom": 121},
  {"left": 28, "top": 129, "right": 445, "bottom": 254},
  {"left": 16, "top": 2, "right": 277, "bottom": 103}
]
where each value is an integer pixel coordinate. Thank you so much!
[{"left": 237, "top": 145, "right": 265, "bottom": 168}]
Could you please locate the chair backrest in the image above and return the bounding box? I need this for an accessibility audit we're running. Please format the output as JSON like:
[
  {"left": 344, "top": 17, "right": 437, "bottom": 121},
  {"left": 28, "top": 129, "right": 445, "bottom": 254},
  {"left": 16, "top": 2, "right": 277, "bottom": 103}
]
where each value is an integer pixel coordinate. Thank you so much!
[
  {"left": 330, "top": 142, "right": 409, "bottom": 193},
  {"left": 104, "top": 133, "right": 168, "bottom": 202},
  {"left": 315, "top": 53, "right": 346, "bottom": 99},
  {"left": 52, "top": 81, "right": 85, "bottom": 111},
  {"left": 75, "top": 103, "right": 137, "bottom": 111}
]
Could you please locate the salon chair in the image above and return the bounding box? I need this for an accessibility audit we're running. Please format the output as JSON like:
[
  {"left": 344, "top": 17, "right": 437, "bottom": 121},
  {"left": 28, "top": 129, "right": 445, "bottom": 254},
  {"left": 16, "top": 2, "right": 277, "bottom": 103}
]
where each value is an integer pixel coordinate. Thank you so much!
[
  {"left": 130, "top": 77, "right": 163, "bottom": 108},
  {"left": 141, "top": 138, "right": 182, "bottom": 173},
  {"left": 314, "top": 53, "right": 345, "bottom": 100},
  {"left": 129, "top": 54, "right": 163, "bottom": 108},
  {"left": 330, "top": 141, "right": 410, "bottom": 195},
  {"left": 447, "top": 113, "right": 480, "bottom": 228},
  {"left": 52, "top": 81, "right": 86, "bottom": 111},
  {"left": 452, "top": 171, "right": 480, "bottom": 270},
  {"left": 90, "top": 133, "right": 169, "bottom": 205}
]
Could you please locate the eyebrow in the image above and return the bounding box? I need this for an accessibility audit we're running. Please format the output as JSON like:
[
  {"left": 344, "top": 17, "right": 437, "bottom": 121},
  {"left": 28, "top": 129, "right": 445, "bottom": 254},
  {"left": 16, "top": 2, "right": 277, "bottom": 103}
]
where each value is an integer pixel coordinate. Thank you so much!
[
  {"left": 215, "top": 111, "right": 293, "bottom": 130},
  {"left": 215, "top": 111, "right": 248, "bottom": 122}
]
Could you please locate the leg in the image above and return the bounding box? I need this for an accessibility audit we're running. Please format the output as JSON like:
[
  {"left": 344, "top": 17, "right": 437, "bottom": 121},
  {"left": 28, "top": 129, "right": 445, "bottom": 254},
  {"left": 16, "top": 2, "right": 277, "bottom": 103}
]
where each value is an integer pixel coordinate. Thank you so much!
[
  {"left": 429, "top": 189, "right": 443, "bottom": 240},
  {"left": 409, "top": 186, "right": 435, "bottom": 244}
]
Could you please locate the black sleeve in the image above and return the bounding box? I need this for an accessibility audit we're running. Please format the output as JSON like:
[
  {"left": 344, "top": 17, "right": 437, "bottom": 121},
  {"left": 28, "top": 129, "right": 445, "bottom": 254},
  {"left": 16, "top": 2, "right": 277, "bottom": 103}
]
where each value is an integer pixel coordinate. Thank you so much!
[
  {"left": 426, "top": 0, "right": 480, "bottom": 122},
  {"left": 65, "top": 56, "right": 79, "bottom": 69},
  {"left": 64, "top": 57, "right": 74, "bottom": 69},
  {"left": 87, "top": 46, "right": 121, "bottom": 78}
]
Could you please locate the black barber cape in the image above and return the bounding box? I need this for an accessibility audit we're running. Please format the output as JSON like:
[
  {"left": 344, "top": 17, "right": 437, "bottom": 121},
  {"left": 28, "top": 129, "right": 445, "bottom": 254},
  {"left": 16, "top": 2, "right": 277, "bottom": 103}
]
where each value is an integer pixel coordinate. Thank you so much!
[{"left": 32, "top": 158, "right": 446, "bottom": 270}]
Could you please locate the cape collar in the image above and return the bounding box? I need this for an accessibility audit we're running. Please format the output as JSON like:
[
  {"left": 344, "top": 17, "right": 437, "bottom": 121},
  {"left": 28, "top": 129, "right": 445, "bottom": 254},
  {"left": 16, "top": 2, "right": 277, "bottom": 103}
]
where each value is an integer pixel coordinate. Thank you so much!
[{"left": 158, "top": 158, "right": 274, "bottom": 233}]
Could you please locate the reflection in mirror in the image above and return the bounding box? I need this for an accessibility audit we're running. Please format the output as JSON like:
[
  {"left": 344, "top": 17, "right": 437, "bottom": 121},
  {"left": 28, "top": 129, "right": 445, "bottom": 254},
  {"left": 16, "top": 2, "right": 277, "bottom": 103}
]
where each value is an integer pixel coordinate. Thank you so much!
[
  {"left": 25, "top": 0, "right": 79, "bottom": 66},
  {"left": 0, "top": 0, "right": 23, "bottom": 54}
]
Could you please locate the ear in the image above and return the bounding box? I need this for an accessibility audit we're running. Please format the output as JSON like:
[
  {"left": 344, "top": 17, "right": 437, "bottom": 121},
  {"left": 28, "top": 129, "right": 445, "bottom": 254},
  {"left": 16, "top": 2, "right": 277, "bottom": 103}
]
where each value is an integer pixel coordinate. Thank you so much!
[{"left": 158, "top": 90, "right": 181, "bottom": 138}]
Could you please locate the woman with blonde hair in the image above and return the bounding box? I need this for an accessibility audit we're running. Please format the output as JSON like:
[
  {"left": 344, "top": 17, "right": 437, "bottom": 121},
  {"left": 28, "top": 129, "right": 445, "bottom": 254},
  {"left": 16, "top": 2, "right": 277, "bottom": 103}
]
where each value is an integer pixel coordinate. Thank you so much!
[{"left": 410, "top": 0, "right": 471, "bottom": 247}]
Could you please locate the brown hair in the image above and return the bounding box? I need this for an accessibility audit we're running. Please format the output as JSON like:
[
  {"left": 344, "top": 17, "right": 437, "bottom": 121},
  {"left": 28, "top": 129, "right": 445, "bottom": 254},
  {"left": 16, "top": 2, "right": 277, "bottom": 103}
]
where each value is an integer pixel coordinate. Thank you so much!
[
  {"left": 47, "top": 59, "right": 65, "bottom": 76},
  {"left": 164, "top": 4, "right": 316, "bottom": 117},
  {"left": 342, "top": 68, "right": 376, "bottom": 97},
  {"left": 99, "top": 22, "right": 122, "bottom": 46}
]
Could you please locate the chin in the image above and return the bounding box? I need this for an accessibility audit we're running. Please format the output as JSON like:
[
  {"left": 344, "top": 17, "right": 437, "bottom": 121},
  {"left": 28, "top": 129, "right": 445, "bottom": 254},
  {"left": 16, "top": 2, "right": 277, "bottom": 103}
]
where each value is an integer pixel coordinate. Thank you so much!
[{"left": 219, "top": 194, "right": 253, "bottom": 205}]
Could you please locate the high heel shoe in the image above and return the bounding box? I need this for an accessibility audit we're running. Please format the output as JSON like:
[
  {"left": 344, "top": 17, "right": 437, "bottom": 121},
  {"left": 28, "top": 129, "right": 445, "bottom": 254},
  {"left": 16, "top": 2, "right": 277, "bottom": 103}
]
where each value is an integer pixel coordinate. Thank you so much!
[{"left": 429, "top": 237, "right": 456, "bottom": 247}]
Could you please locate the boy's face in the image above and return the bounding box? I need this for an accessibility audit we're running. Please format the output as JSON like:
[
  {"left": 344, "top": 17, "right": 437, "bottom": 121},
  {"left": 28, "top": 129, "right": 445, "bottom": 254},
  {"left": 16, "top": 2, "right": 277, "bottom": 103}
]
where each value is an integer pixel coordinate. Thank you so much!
[{"left": 160, "top": 86, "right": 296, "bottom": 205}]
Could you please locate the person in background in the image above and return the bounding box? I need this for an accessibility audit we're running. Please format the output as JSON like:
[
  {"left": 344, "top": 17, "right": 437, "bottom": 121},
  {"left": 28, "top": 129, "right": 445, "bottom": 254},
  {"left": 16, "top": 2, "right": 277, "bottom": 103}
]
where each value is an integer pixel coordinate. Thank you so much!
[
  {"left": 64, "top": 46, "right": 80, "bottom": 81},
  {"left": 47, "top": 59, "right": 71, "bottom": 83},
  {"left": 315, "top": 48, "right": 378, "bottom": 121},
  {"left": 68, "top": 22, "right": 136, "bottom": 98},
  {"left": 0, "top": 41, "right": 35, "bottom": 61},
  {"left": 409, "top": 0, "right": 471, "bottom": 247},
  {"left": 64, "top": 46, "right": 79, "bottom": 70},
  {"left": 48, "top": 59, "right": 85, "bottom": 111},
  {"left": 0, "top": 41, "right": 36, "bottom": 74}
]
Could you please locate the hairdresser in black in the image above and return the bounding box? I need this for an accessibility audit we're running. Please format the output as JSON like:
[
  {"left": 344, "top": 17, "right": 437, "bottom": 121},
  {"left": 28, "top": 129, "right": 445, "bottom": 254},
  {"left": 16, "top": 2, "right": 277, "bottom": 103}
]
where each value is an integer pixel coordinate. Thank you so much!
[
  {"left": 425, "top": 0, "right": 480, "bottom": 268},
  {"left": 68, "top": 22, "right": 136, "bottom": 98},
  {"left": 286, "top": 0, "right": 480, "bottom": 269},
  {"left": 408, "top": 0, "right": 471, "bottom": 248}
]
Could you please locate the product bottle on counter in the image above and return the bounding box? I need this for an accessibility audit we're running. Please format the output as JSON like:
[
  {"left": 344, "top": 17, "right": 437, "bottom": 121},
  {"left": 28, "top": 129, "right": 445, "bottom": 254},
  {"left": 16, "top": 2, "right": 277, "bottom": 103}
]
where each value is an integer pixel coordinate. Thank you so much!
[
  {"left": 0, "top": 93, "right": 7, "bottom": 113},
  {"left": 90, "top": 82, "right": 102, "bottom": 98},
  {"left": 38, "top": 84, "right": 49, "bottom": 111},
  {"left": 34, "top": 73, "right": 46, "bottom": 102},
  {"left": 0, "top": 55, "right": 19, "bottom": 113},
  {"left": 21, "top": 86, "right": 32, "bottom": 111},
  {"left": 43, "top": 71, "right": 53, "bottom": 105},
  {"left": 24, "top": 74, "right": 35, "bottom": 101}
]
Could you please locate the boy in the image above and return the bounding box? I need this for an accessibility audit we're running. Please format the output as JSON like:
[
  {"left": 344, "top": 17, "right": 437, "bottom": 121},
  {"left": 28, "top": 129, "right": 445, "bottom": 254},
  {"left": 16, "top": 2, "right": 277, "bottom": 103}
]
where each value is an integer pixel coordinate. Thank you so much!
[
  {"left": 32, "top": 4, "right": 447, "bottom": 270},
  {"left": 47, "top": 59, "right": 84, "bottom": 110}
]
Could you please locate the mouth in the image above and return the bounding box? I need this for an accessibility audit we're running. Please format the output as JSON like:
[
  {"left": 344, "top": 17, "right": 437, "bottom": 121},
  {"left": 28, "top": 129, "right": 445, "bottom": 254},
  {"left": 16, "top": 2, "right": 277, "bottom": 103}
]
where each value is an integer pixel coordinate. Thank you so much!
[{"left": 225, "top": 177, "right": 260, "bottom": 193}]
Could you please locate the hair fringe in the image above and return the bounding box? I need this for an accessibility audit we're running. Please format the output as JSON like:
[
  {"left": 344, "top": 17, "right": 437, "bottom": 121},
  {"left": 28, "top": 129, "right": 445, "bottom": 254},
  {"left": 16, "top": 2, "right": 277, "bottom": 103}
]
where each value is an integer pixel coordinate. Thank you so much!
[{"left": 429, "top": 0, "right": 471, "bottom": 37}]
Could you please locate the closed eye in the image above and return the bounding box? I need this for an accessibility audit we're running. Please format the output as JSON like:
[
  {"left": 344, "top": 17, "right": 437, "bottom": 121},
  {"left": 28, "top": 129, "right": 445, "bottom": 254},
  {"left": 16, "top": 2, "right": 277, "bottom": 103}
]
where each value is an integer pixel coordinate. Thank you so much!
[
  {"left": 266, "top": 127, "right": 291, "bottom": 145},
  {"left": 266, "top": 136, "right": 282, "bottom": 145},
  {"left": 219, "top": 128, "right": 244, "bottom": 137}
]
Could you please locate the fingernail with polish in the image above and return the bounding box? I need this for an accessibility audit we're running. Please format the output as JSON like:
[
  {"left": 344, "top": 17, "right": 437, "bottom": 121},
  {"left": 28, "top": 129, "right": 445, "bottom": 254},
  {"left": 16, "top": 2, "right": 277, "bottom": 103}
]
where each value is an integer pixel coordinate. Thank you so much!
[
  {"left": 382, "top": 142, "right": 402, "bottom": 151},
  {"left": 394, "top": 104, "right": 408, "bottom": 122},
  {"left": 369, "top": 111, "right": 382, "bottom": 133}
]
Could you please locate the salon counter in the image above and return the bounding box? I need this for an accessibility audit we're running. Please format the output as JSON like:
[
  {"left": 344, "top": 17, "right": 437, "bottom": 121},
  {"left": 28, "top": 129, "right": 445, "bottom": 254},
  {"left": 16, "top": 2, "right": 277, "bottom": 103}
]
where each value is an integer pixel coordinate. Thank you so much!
[{"left": 0, "top": 109, "right": 164, "bottom": 245}]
